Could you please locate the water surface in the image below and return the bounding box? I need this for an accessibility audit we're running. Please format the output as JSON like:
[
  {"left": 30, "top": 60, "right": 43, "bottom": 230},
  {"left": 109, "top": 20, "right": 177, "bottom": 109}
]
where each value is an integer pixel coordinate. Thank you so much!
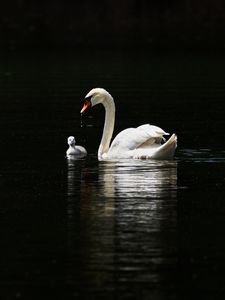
[{"left": 0, "top": 51, "right": 225, "bottom": 299}]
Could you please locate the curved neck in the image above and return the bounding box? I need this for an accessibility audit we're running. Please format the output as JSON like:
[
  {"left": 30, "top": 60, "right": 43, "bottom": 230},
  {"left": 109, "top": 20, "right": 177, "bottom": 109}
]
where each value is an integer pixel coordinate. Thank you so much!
[{"left": 98, "top": 95, "right": 115, "bottom": 158}]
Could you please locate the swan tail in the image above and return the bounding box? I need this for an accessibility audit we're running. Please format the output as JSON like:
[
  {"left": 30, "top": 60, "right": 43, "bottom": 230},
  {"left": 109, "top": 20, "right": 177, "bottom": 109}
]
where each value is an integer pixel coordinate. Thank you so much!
[{"left": 151, "top": 133, "right": 177, "bottom": 160}]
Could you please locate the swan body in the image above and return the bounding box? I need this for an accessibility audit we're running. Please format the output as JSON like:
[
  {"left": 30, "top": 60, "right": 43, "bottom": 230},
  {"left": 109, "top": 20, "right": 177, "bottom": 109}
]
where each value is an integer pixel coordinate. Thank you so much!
[
  {"left": 66, "top": 136, "right": 87, "bottom": 158},
  {"left": 81, "top": 88, "right": 177, "bottom": 160}
]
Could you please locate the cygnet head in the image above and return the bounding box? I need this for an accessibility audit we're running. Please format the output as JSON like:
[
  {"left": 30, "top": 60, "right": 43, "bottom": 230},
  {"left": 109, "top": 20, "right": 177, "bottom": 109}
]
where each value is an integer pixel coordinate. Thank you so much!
[
  {"left": 67, "top": 136, "right": 76, "bottom": 146},
  {"left": 80, "top": 88, "right": 113, "bottom": 113}
]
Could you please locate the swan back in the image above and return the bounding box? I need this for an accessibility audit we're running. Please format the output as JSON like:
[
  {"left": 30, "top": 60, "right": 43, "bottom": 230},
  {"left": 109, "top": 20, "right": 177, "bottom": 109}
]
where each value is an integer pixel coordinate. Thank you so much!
[{"left": 107, "top": 124, "right": 172, "bottom": 159}]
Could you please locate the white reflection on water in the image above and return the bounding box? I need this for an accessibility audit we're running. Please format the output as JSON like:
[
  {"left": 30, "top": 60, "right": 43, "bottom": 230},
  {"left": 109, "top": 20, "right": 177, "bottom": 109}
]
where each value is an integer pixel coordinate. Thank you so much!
[
  {"left": 66, "top": 158, "right": 178, "bottom": 230},
  {"left": 66, "top": 158, "right": 177, "bottom": 217},
  {"left": 98, "top": 159, "right": 177, "bottom": 200},
  {"left": 66, "top": 158, "right": 178, "bottom": 291},
  {"left": 96, "top": 159, "right": 178, "bottom": 234}
]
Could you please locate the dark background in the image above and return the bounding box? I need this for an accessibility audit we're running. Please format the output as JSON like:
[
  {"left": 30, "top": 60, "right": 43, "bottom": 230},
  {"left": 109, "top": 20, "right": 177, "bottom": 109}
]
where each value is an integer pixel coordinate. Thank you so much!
[
  {"left": 1, "top": 0, "right": 225, "bottom": 50},
  {"left": 1, "top": 2, "right": 225, "bottom": 300}
]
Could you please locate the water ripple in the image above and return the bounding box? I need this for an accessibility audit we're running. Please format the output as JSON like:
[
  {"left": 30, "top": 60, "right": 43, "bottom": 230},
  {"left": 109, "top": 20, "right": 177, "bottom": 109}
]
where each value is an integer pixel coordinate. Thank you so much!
[{"left": 177, "top": 148, "right": 225, "bottom": 163}]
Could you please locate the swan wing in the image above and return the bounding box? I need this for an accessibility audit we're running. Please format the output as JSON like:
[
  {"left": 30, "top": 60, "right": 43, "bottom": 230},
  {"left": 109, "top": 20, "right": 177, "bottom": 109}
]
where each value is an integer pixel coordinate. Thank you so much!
[
  {"left": 133, "top": 133, "right": 177, "bottom": 159},
  {"left": 137, "top": 124, "right": 169, "bottom": 146},
  {"left": 109, "top": 124, "right": 169, "bottom": 153},
  {"left": 137, "top": 124, "right": 169, "bottom": 138}
]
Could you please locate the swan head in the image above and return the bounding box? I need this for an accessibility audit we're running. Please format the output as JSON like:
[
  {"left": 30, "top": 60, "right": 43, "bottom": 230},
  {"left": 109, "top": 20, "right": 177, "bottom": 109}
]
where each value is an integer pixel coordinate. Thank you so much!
[
  {"left": 80, "top": 88, "right": 112, "bottom": 113},
  {"left": 67, "top": 136, "right": 76, "bottom": 146}
]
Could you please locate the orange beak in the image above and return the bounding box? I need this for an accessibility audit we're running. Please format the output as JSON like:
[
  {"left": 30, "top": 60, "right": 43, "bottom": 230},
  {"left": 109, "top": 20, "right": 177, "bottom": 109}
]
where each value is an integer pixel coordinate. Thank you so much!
[{"left": 80, "top": 100, "right": 91, "bottom": 114}]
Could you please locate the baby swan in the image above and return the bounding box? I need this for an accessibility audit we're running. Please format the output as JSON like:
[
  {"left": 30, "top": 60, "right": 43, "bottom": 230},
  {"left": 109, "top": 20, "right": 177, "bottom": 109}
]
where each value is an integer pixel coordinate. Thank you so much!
[{"left": 66, "top": 136, "right": 87, "bottom": 158}]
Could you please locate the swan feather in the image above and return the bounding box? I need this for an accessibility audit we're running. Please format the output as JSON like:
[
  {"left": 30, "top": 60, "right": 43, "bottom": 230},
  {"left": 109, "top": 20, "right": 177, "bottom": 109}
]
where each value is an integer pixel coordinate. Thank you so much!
[{"left": 109, "top": 124, "right": 167, "bottom": 152}]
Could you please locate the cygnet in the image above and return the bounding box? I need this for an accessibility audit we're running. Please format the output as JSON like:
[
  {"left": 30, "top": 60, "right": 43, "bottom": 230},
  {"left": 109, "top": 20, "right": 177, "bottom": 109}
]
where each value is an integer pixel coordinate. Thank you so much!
[{"left": 66, "top": 136, "right": 87, "bottom": 158}]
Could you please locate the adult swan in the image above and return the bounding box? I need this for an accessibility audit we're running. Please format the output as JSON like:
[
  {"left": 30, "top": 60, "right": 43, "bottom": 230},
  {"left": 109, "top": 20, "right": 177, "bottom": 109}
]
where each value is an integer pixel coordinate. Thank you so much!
[{"left": 81, "top": 88, "right": 177, "bottom": 160}]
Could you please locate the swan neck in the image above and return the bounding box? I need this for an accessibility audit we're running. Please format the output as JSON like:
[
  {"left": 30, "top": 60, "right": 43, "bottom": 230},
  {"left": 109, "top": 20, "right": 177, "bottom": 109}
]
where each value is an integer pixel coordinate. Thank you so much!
[{"left": 98, "top": 95, "right": 115, "bottom": 158}]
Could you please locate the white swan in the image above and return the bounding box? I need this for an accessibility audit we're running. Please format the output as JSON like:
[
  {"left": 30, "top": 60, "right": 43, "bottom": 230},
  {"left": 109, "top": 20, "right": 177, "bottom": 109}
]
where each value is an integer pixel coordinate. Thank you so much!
[
  {"left": 66, "top": 136, "right": 87, "bottom": 158},
  {"left": 80, "top": 88, "right": 177, "bottom": 160}
]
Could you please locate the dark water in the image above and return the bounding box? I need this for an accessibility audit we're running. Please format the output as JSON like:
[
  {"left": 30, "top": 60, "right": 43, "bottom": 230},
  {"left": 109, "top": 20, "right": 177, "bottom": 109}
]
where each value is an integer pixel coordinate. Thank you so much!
[{"left": 1, "top": 51, "right": 225, "bottom": 300}]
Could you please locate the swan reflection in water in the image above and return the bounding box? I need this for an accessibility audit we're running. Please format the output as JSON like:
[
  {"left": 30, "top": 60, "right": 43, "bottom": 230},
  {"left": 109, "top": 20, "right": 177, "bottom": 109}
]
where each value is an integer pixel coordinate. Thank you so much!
[
  {"left": 98, "top": 159, "right": 177, "bottom": 198},
  {"left": 66, "top": 158, "right": 178, "bottom": 293},
  {"left": 67, "top": 159, "right": 177, "bottom": 222}
]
